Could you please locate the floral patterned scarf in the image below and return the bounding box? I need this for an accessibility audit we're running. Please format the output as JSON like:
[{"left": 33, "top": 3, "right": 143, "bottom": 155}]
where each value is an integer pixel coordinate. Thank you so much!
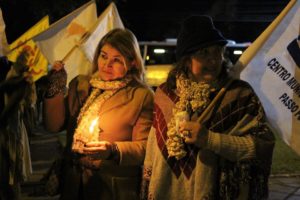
[{"left": 72, "top": 75, "right": 132, "bottom": 153}]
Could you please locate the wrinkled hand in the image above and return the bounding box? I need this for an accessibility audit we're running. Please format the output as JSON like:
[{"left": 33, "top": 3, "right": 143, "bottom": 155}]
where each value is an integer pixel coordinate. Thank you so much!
[
  {"left": 180, "top": 121, "right": 209, "bottom": 148},
  {"left": 83, "top": 141, "right": 112, "bottom": 160}
]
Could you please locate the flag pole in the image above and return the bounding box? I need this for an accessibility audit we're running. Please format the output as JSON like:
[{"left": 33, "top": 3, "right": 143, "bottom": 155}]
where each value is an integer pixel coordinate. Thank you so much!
[
  {"left": 197, "top": 79, "right": 233, "bottom": 123},
  {"left": 61, "top": 30, "right": 91, "bottom": 62}
]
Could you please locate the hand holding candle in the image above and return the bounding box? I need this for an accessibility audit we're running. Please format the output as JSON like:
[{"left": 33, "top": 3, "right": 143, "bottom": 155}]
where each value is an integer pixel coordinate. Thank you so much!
[
  {"left": 83, "top": 141, "right": 113, "bottom": 160},
  {"left": 175, "top": 111, "right": 189, "bottom": 137},
  {"left": 84, "top": 116, "right": 113, "bottom": 159},
  {"left": 73, "top": 116, "right": 103, "bottom": 153}
]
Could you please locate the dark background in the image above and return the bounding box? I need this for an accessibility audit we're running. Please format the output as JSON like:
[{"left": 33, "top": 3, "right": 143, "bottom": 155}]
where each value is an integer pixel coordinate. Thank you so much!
[{"left": 0, "top": 0, "right": 290, "bottom": 44}]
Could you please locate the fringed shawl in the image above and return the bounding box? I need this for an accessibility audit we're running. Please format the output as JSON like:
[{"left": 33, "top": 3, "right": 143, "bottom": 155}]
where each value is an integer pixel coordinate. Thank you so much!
[{"left": 141, "top": 79, "right": 275, "bottom": 200}]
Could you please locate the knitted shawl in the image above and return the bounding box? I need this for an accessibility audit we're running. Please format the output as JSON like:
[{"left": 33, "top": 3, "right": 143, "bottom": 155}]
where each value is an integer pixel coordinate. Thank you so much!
[{"left": 141, "top": 79, "right": 275, "bottom": 200}]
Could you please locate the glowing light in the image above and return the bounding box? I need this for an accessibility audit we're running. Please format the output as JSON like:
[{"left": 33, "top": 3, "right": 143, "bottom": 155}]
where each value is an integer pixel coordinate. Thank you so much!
[
  {"left": 146, "top": 64, "right": 174, "bottom": 86},
  {"left": 154, "top": 49, "right": 166, "bottom": 54},
  {"left": 89, "top": 117, "right": 99, "bottom": 141},
  {"left": 89, "top": 117, "right": 99, "bottom": 133},
  {"left": 233, "top": 50, "right": 243, "bottom": 55}
]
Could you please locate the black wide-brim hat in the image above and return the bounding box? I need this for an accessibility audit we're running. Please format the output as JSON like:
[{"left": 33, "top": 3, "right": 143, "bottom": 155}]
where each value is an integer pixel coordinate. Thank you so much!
[{"left": 176, "top": 15, "right": 228, "bottom": 60}]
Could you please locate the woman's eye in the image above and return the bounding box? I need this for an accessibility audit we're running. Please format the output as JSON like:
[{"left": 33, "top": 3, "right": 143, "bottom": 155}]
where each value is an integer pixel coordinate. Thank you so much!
[
  {"left": 99, "top": 53, "right": 107, "bottom": 59},
  {"left": 114, "top": 58, "right": 123, "bottom": 64}
]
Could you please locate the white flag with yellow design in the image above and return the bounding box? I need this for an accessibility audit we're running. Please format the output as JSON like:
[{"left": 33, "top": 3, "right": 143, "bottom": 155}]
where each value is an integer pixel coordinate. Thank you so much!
[
  {"left": 33, "top": 0, "right": 97, "bottom": 83},
  {"left": 81, "top": 2, "right": 124, "bottom": 62}
]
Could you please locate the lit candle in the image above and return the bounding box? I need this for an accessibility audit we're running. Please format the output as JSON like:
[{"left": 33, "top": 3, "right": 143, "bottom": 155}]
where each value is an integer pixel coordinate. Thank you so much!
[
  {"left": 175, "top": 111, "right": 189, "bottom": 137},
  {"left": 89, "top": 117, "right": 99, "bottom": 142}
]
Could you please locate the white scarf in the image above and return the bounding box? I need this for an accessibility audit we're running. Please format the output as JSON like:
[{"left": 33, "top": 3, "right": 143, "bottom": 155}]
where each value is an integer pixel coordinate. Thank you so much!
[
  {"left": 166, "top": 74, "right": 216, "bottom": 160},
  {"left": 72, "top": 75, "right": 132, "bottom": 153}
]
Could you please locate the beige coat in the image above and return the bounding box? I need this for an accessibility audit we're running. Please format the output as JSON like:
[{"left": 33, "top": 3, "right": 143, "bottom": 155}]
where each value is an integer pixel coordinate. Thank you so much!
[{"left": 59, "top": 76, "right": 154, "bottom": 200}]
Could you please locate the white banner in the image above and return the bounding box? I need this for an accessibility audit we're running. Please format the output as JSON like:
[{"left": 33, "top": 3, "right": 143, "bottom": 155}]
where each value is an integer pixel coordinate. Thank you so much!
[
  {"left": 81, "top": 2, "right": 124, "bottom": 62},
  {"left": 0, "top": 8, "right": 9, "bottom": 56},
  {"left": 240, "top": 0, "right": 300, "bottom": 155},
  {"left": 33, "top": 0, "right": 97, "bottom": 83}
]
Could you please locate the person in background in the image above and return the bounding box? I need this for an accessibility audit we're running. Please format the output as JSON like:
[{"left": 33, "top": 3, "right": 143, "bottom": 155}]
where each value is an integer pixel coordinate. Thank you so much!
[
  {"left": 43, "top": 28, "right": 154, "bottom": 200},
  {"left": 0, "top": 51, "right": 34, "bottom": 200},
  {"left": 0, "top": 56, "right": 12, "bottom": 113},
  {"left": 141, "top": 15, "right": 275, "bottom": 200}
]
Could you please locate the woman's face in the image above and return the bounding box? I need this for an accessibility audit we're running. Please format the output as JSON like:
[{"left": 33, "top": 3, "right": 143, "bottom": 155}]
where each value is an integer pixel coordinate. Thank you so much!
[
  {"left": 97, "top": 44, "right": 128, "bottom": 81},
  {"left": 188, "top": 45, "right": 224, "bottom": 83}
]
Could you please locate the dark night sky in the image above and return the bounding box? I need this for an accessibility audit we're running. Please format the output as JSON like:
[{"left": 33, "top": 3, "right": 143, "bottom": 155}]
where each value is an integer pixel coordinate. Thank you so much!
[{"left": 0, "top": 0, "right": 290, "bottom": 44}]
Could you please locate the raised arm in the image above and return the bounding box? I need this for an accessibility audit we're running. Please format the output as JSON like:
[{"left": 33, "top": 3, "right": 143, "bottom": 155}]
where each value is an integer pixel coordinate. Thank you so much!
[{"left": 43, "top": 61, "right": 67, "bottom": 132}]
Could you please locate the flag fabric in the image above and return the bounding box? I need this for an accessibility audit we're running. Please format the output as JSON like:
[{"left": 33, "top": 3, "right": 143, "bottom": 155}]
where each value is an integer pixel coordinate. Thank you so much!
[
  {"left": 7, "top": 16, "right": 49, "bottom": 81},
  {"left": 0, "top": 8, "right": 9, "bottom": 56},
  {"left": 33, "top": 0, "right": 97, "bottom": 84},
  {"left": 239, "top": 0, "right": 300, "bottom": 155},
  {"left": 81, "top": 2, "right": 124, "bottom": 62}
]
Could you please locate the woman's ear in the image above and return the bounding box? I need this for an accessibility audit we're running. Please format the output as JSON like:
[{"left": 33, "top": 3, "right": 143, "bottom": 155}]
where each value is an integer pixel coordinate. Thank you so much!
[{"left": 129, "top": 61, "right": 136, "bottom": 71}]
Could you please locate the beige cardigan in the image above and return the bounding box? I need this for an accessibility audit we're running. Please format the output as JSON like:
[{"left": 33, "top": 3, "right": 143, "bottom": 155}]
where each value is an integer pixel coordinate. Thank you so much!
[{"left": 44, "top": 76, "right": 154, "bottom": 200}]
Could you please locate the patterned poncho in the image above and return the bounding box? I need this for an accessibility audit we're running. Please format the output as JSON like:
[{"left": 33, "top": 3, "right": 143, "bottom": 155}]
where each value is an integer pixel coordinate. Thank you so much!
[{"left": 141, "top": 79, "right": 275, "bottom": 200}]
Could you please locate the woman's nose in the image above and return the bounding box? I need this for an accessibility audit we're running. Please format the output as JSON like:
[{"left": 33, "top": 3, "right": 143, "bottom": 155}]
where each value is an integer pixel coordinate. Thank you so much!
[{"left": 103, "top": 59, "right": 113, "bottom": 68}]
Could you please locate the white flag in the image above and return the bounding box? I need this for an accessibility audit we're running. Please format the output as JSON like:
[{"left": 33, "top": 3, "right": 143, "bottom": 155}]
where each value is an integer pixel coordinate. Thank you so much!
[
  {"left": 0, "top": 8, "right": 9, "bottom": 56},
  {"left": 33, "top": 0, "right": 97, "bottom": 83},
  {"left": 240, "top": 0, "right": 300, "bottom": 155},
  {"left": 81, "top": 2, "right": 124, "bottom": 62}
]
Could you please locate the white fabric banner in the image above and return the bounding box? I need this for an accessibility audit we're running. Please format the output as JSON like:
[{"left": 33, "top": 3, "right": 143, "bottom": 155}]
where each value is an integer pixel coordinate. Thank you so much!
[
  {"left": 33, "top": 0, "right": 97, "bottom": 83},
  {"left": 81, "top": 2, "right": 124, "bottom": 62},
  {"left": 0, "top": 8, "right": 9, "bottom": 56},
  {"left": 240, "top": 0, "right": 300, "bottom": 155}
]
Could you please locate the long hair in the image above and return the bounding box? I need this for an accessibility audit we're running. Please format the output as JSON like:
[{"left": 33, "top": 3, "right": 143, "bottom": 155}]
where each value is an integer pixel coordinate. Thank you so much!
[
  {"left": 92, "top": 28, "right": 146, "bottom": 85},
  {"left": 166, "top": 45, "right": 232, "bottom": 90}
]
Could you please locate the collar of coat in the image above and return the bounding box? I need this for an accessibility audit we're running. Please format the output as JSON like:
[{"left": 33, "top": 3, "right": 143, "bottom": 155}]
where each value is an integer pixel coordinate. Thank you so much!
[{"left": 69, "top": 75, "right": 139, "bottom": 116}]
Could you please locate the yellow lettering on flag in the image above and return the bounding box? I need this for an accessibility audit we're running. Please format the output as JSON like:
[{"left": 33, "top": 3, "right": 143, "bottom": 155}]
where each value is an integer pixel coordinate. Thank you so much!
[
  {"left": 238, "top": 0, "right": 300, "bottom": 155},
  {"left": 7, "top": 16, "right": 49, "bottom": 81}
]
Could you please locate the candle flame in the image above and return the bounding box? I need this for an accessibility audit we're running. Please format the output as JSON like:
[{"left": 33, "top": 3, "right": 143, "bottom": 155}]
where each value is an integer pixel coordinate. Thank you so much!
[{"left": 89, "top": 117, "right": 99, "bottom": 133}]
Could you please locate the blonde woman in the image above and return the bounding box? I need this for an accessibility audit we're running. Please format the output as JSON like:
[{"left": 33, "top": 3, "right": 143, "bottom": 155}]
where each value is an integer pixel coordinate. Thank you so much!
[{"left": 43, "top": 28, "right": 154, "bottom": 200}]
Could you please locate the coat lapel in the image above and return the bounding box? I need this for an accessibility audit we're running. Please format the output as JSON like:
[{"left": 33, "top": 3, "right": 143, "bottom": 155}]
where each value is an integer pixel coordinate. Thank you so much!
[{"left": 99, "top": 85, "right": 135, "bottom": 115}]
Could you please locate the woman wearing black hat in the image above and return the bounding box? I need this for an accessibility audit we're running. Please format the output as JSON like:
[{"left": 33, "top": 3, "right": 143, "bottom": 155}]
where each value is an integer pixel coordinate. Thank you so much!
[{"left": 141, "top": 15, "right": 275, "bottom": 200}]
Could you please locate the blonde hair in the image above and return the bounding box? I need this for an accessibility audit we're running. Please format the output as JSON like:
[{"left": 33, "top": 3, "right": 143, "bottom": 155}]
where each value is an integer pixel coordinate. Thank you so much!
[{"left": 92, "top": 28, "right": 145, "bottom": 85}]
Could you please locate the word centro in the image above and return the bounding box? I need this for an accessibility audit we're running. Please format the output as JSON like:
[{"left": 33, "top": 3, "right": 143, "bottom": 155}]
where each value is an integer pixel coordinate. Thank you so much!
[{"left": 279, "top": 93, "right": 300, "bottom": 120}]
